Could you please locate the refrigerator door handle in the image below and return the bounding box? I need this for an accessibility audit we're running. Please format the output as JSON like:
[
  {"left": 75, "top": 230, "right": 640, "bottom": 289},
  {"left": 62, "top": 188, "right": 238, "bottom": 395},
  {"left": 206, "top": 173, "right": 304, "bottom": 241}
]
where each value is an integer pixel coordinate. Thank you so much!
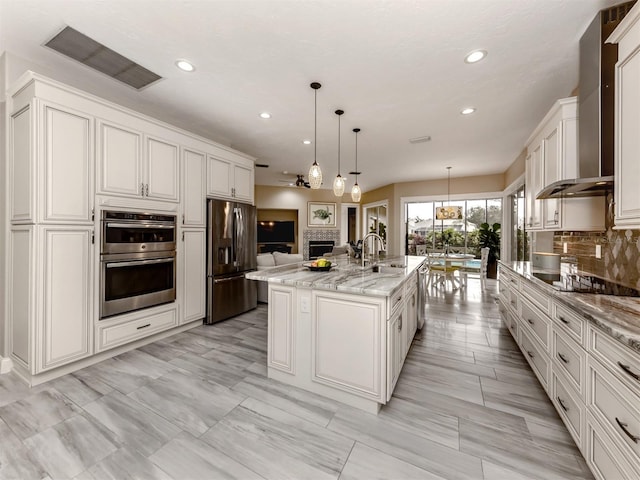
[{"left": 213, "top": 276, "right": 245, "bottom": 284}]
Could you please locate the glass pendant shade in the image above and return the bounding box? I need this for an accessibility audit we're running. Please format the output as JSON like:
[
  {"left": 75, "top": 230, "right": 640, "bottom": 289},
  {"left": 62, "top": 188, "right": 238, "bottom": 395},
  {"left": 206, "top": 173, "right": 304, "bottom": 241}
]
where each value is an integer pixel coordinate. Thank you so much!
[
  {"left": 333, "top": 175, "right": 345, "bottom": 196},
  {"left": 308, "top": 82, "right": 322, "bottom": 189},
  {"left": 351, "top": 183, "right": 361, "bottom": 202},
  {"left": 309, "top": 162, "right": 322, "bottom": 189}
]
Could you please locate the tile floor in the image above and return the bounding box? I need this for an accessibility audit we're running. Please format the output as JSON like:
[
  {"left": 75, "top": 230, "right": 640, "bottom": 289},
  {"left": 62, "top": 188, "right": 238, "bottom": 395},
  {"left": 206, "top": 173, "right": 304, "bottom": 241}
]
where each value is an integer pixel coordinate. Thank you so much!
[{"left": 0, "top": 278, "right": 593, "bottom": 479}]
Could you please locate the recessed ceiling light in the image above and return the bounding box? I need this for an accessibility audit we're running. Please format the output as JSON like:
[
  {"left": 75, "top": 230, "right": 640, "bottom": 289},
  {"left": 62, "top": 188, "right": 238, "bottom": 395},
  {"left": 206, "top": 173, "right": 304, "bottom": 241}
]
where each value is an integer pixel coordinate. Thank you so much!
[
  {"left": 259, "top": 112, "right": 271, "bottom": 119},
  {"left": 461, "top": 107, "right": 476, "bottom": 115},
  {"left": 567, "top": 192, "right": 575, "bottom": 195},
  {"left": 302, "top": 140, "right": 312, "bottom": 145},
  {"left": 595, "top": 181, "right": 607, "bottom": 185},
  {"left": 465, "top": 50, "right": 487, "bottom": 64},
  {"left": 175, "top": 60, "right": 195, "bottom": 72}
]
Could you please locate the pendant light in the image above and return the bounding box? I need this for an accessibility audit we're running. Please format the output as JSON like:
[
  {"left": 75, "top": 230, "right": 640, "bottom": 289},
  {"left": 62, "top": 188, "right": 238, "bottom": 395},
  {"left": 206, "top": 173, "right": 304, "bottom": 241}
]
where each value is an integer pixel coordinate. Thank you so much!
[
  {"left": 351, "top": 128, "right": 362, "bottom": 202},
  {"left": 308, "top": 82, "right": 323, "bottom": 189},
  {"left": 333, "top": 109, "right": 345, "bottom": 197}
]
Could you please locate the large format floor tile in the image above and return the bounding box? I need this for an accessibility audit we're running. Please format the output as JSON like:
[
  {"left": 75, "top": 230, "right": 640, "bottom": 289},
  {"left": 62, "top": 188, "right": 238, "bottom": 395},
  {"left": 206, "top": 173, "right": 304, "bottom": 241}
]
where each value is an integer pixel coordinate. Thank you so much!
[{"left": 0, "top": 278, "right": 593, "bottom": 479}]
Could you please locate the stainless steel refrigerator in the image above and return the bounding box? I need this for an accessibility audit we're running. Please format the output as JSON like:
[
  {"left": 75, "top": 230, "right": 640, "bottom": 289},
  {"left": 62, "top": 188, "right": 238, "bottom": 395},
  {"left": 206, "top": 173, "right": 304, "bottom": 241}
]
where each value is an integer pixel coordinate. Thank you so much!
[{"left": 205, "top": 199, "right": 257, "bottom": 324}]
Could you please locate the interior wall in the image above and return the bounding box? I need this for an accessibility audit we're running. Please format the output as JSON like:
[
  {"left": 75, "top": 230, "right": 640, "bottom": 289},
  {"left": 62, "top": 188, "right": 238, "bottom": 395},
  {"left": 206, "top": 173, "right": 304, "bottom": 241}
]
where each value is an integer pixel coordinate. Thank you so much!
[
  {"left": 254, "top": 185, "right": 348, "bottom": 252},
  {"left": 504, "top": 149, "right": 526, "bottom": 188},
  {"left": 0, "top": 53, "right": 6, "bottom": 358}
]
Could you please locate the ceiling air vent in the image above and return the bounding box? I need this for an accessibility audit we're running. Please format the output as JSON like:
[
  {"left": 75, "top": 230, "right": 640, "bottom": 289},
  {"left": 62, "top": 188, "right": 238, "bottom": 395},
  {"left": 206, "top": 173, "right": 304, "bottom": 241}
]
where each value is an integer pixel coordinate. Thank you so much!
[
  {"left": 409, "top": 136, "right": 432, "bottom": 144},
  {"left": 45, "top": 26, "right": 162, "bottom": 90}
]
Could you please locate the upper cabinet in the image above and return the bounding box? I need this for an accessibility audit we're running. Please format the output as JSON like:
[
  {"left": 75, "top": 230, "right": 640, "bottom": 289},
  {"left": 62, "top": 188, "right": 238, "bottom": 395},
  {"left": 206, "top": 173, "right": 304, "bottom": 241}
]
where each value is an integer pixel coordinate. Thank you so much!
[
  {"left": 525, "top": 97, "right": 605, "bottom": 232},
  {"left": 182, "top": 148, "right": 207, "bottom": 227},
  {"left": 10, "top": 99, "right": 94, "bottom": 225},
  {"left": 207, "top": 153, "right": 255, "bottom": 204},
  {"left": 608, "top": 4, "right": 640, "bottom": 229},
  {"left": 97, "top": 120, "right": 179, "bottom": 202}
]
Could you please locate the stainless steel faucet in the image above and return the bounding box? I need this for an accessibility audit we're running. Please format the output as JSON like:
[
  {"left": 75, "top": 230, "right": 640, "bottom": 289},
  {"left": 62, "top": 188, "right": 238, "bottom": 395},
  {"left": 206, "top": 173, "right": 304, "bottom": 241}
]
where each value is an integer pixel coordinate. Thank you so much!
[{"left": 362, "top": 232, "right": 386, "bottom": 267}]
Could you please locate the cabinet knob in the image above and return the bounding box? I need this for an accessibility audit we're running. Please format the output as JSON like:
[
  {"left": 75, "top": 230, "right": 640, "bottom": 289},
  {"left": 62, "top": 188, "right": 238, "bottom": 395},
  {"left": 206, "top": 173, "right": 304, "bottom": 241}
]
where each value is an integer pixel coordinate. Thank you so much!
[{"left": 556, "top": 396, "right": 568, "bottom": 412}]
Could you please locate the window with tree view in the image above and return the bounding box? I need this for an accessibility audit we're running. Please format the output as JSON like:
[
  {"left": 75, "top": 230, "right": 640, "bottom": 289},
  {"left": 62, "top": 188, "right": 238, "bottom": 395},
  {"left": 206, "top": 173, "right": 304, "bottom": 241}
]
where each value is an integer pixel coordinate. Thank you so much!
[{"left": 405, "top": 198, "right": 502, "bottom": 258}]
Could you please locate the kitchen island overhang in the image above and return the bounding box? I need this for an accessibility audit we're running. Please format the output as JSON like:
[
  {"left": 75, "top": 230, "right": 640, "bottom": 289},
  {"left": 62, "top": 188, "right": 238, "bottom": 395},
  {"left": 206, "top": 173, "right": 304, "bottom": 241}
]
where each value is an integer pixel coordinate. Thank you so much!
[{"left": 246, "top": 256, "right": 426, "bottom": 413}]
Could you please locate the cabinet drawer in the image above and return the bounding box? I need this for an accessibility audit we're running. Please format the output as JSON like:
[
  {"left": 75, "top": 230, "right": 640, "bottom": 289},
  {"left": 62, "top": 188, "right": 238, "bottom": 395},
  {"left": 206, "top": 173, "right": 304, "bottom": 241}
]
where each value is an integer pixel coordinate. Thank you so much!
[
  {"left": 553, "top": 329, "right": 586, "bottom": 395},
  {"left": 587, "top": 412, "right": 639, "bottom": 480},
  {"left": 97, "top": 308, "right": 177, "bottom": 352},
  {"left": 552, "top": 370, "right": 584, "bottom": 449},
  {"left": 521, "top": 283, "right": 550, "bottom": 315},
  {"left": 521, "top": 328, "right": 550, "bottom": 389},
  {"left": 500, "top": 267, "right": 520, "bottom": 290},
  {"left": 553, "top": 300, "right": 585, "bottom": 346},
  {"left": 520, "top": 298, "right": 551, "bottom": 350},
  {"left": 589, "top": 327, "right": 640, "bottom": 395},
  {"left": 387, "top": 287, "right": 405, "bottom": 317},
  {"left": 588, "top": 358, "right": 640, "bottom": 462}
]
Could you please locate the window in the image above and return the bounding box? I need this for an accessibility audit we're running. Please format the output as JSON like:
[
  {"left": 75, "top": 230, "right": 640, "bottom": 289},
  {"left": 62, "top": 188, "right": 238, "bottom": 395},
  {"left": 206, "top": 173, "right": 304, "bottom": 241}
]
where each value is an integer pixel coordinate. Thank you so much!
[{"left": 405, "top": 198, "right": 502, "bottom": 258}]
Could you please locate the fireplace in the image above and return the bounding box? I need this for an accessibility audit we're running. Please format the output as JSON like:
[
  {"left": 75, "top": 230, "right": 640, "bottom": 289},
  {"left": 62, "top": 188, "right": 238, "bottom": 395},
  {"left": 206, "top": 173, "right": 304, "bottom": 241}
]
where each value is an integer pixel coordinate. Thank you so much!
[
  {"left": 309, "top": 240, "right": 334, "bottom": 260},
  {"left": 303, "top": 229, "right": 341, "bottom": 260}
]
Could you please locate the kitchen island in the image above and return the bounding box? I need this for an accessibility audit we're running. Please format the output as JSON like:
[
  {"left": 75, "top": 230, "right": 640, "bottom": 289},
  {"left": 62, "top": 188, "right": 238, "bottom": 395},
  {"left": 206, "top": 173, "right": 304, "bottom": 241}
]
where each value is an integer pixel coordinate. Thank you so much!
[{"left": 246, "top": 255, "right": 425, "bottom": 413}]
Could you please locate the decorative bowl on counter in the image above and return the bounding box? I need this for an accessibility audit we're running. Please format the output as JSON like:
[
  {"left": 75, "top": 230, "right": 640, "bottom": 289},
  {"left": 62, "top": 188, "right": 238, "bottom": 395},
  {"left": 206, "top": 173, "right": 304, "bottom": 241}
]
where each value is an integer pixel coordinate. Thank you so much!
[{"left": 303, "top": 263, "right": 333, "bottom": 271}]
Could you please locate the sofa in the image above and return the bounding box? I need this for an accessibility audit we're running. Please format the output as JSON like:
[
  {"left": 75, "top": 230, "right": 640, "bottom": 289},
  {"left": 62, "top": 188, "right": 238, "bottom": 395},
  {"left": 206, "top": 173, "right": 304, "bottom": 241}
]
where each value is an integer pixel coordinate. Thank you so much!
[{"left": 256, "top": 251, "right": 304, "bottom": 303}]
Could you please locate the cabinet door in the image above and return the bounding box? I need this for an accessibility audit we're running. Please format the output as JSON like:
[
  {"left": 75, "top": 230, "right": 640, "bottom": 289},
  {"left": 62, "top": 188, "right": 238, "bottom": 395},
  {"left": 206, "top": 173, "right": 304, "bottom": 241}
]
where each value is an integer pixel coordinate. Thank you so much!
[
  {"left": 543, "top": 124, "right": 561, "bottom": 230},
  {"left": 98, "top": 121, "right": 142, "bottom": 198},
  {"left": 40, "top": 103, "right": 93, "bottom": 223},
  {"left": 181, "top": 229, "right": 206, "bottom": 323},
  {"left": 9, "top": 226, "right": 35, "bottom": 369},
  {"left": 207, "top": 155, "right": 233, "bottom": 199},
  {"left": 268, "top": 285, "right": 296, "bottom": 374},
  {"left": 38, "top": 227, "right": 93, "bottom": 372},
  {"left": 615, "top": 45, "right": 640, "bottom": 228},
  {"left": 10, "top": 104, "right": 35, "bottom": 223},
  {"left": 146, "top": 136, "right": 179, "bottom": 202},
  {"left": 182, "top": 148, "right": 206, "bottom": 227},
  {"left": 526, "top": 145, "right": 543, "bottom": 230},
  {"left": 233, "top": 163, "right": 254, "bottom": 204},
  {"left": 404, "top": 287, "right": 417, "bottom": 356},
  {"left": 386, "top": 309, "right": 403, "bottom": 401}
]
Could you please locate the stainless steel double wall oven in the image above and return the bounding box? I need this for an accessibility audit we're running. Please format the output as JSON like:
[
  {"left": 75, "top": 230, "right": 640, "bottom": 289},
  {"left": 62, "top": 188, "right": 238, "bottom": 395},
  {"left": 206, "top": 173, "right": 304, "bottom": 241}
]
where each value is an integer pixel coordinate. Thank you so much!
[{"left": 100, "top": 211, "right": 177, "bottom": 319}]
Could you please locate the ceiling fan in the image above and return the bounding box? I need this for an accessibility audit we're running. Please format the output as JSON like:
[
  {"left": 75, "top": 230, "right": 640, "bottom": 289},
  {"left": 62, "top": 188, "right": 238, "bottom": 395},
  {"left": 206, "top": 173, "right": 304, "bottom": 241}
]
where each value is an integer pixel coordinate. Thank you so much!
[{"left": 278, "top": 174, "right": 311, "bottom": 188}]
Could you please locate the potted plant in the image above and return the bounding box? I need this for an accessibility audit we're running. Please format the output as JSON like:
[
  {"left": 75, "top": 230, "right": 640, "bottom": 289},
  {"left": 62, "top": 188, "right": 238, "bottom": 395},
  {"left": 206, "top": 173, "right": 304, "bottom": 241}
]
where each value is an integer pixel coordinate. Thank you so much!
[{"left": 478, "top": 222, "right": 501, "bottom": 279}]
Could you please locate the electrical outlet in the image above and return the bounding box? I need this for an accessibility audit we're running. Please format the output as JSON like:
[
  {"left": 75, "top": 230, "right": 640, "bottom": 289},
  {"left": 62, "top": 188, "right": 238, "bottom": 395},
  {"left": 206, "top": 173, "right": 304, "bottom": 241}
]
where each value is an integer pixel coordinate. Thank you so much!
[
  {"left": 563, "top": 242, "right": 568, "bottom": 254},
  {"left": 300, "top": 296, "right": 310, "bottom": 313},
  {"left": 595, "top": 244, "right": 602, "bottom": 259}
]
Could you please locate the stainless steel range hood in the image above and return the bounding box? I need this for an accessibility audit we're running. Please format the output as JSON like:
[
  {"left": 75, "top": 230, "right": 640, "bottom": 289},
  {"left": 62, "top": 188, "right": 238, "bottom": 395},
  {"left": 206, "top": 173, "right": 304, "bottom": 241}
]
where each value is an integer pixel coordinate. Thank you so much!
[{"left": 537, "top": 2, "right": 635, "bottom": 200}]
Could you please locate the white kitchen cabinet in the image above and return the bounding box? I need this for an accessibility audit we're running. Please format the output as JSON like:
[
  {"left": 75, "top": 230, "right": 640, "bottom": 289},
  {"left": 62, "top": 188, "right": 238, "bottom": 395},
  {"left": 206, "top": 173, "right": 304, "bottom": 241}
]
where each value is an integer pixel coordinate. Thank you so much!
[
  {"left": 37, "top": 227, "right": 93, "bottom": 372},
  {"left": 268, "top": 284, "right": 296, "bottom": 374},
  {"left": 179, "top": 229, "right": 206, "bottom": 324},
  {"left": 182, "top": 148, "right": 207, "bottom": 227},
  {"left": 386, "top": 307, "right": 403, "bottom": 401},
  {"left": 525, "top": 97, "right": 604, "bottom": 232},
  {"left": 403, "top": 284, "right": 418, "bottom": 358},
  {"left": 312, "top": 291, "right": 385, "bottom": 403},
  {"left": 207, "top": 154, "right": 255, "bottom": 204},
  {"left": 10, "top": 100, "right": 94, "bottom": 224},
  {"left": 609, "top": 4, "right": 640, "bottom": 229},
  {"left": 97, "top": 121, "right": 179, "bottom": 202},
  {"left": 8, "top": 225, "right": 94, "bottom": 375}
]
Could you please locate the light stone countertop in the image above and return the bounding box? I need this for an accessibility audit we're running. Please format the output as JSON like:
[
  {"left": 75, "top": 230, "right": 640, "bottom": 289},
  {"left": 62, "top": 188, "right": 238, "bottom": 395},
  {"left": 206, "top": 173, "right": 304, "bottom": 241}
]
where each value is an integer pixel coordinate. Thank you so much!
[
  {"left": 500, "top": 261, "right": 640, "bottom": 354},
  {"left": 246, "top": 255, "right": 425, "bottom": 297}
]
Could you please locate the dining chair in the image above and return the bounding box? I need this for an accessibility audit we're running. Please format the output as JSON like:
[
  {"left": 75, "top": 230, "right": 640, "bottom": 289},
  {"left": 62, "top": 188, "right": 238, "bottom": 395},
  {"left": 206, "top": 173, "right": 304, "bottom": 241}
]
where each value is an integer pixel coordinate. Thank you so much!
[
  {"left": 425, "top": 249, "right": 462, "bottom": 289},
  {"left": 479, "top": 247, "right": 490, "bottom": 291}
]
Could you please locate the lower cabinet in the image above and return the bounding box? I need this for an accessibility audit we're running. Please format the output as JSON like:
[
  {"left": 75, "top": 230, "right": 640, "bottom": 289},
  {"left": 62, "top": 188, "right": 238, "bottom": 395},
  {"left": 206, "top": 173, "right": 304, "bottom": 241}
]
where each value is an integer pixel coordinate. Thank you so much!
[
  {"left": 96, "top": 306, "right": 177, "bottom": 352},
  {"left": 312, "top": 291, "right": 386, "bottom": 403},
  {"left": 499, "top": 264, "right": 640, "bottom": 478},
  {"left": 9, "top": 225, "right": 94, "bottom": 375},
  {"left": 268, "top": 284, "right": 296, "bottom": 374},
  {"left": 179, "top": 229, "right": 206, "bottom": 324},
  {"left": 386, "top": 306, "right": 403, "bottom": 401}
]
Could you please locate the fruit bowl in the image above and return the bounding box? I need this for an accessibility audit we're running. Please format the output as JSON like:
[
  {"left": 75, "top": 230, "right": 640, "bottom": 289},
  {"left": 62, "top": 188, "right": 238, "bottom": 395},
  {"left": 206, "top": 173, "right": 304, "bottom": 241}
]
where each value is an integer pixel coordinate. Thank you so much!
[{"left": 303, "top": 262, "right": 333, "bottom": 271}]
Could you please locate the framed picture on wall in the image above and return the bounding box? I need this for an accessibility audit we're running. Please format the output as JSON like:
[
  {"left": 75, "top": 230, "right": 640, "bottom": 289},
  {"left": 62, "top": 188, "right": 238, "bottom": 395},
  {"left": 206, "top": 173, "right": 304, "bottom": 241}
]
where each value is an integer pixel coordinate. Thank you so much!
[{"left": 308, "top": 202, "right": 336, "bottom": 227}]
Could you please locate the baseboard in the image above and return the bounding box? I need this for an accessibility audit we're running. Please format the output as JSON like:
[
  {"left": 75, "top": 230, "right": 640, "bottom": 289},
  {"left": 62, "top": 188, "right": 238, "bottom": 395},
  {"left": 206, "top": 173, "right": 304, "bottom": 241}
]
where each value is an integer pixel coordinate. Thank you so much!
[{"left": 0, "top": 356, "right": 13, "bottom": 374}]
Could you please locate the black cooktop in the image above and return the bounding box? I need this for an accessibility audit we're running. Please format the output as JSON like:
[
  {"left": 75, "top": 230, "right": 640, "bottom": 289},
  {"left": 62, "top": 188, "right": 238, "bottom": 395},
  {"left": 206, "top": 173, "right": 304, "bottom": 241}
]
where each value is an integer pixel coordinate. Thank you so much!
[{"left": 532, "top": 271, "right": 640, "bottom": 297}]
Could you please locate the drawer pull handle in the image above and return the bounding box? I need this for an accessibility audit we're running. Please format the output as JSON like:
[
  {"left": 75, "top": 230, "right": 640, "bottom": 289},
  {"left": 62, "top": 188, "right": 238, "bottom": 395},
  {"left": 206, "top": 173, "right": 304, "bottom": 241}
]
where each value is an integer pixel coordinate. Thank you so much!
[
  {"left": 527, "top": 318, "right": 534, "bottom": 325},
  {"left": 527, "top": 351, "right": 534, "bottom": 359},
  {"left": 559, "top": 316, "right": 570, "bottom": 325},
  {"left": 557, "top": 353, "right": 569, "bottom": 364},
  {"left": 615, "top": 417, "right": 639, "bottom": 444},
  {"left": 556, "top": 396, "right": 568, "bottom": 412},
  {"left": 617, "top": 361, "right": 640, "bottom": 382},
  {"left": 136, "top": 323, "right": 151, "bottom": 330}
]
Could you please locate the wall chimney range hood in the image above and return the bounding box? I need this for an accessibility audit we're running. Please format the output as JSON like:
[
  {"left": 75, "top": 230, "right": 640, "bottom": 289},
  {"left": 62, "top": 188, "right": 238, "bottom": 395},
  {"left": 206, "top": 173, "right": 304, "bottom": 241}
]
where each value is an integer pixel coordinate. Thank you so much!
[{"left": 537, "top": 1, "right": 636, "bottom": 200}]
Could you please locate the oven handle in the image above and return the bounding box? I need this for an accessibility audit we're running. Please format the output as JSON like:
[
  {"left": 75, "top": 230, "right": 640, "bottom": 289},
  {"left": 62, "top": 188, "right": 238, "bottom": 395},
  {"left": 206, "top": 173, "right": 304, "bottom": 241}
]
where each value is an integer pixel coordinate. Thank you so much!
[
  {"left": 106, "top": 222, "right": 175, "bottom": 229},
  {"left": 106, "top": 257, "right": 174, "bottom": 268}
]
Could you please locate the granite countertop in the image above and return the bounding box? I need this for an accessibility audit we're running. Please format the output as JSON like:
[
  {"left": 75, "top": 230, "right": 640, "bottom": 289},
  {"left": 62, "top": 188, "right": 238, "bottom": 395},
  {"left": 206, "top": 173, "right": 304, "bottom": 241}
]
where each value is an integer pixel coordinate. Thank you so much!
[
  {"left": 246, "top": 255, "right": 425, "bottom": 297},
  {"left": 500, "top": 261, "right": 640, "bottom": 354}
]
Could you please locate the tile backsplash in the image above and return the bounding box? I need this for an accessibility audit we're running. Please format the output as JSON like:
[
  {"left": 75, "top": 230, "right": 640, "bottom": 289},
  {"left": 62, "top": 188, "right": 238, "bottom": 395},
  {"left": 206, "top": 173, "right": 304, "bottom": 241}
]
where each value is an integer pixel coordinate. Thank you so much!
[{"left": 553, "top": 193, "right": 640, "bottom": 289}]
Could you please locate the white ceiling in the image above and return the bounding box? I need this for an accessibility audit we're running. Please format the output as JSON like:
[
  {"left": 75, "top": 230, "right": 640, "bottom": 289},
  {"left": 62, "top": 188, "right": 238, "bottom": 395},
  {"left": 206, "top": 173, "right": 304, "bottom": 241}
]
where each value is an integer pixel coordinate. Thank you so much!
[{"left": 0, "top": 0, "right": 623, "bottom": 192}]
